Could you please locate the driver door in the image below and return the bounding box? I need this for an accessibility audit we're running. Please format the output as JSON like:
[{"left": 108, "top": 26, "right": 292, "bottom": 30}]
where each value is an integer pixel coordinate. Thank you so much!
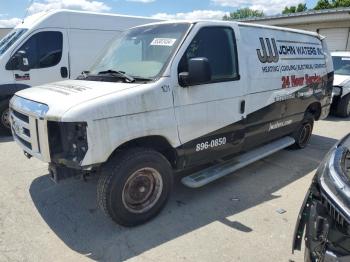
[
  {"left": 9, "top": 29, "right": 69, "bottom": 86},
  {"left": 172, "top": 25, "right": 246, "bottom": 167}
]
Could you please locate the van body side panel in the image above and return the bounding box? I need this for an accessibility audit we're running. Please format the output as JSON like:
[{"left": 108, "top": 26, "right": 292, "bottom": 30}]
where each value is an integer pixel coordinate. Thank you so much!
[
  {"left": 175, "top": 24, "right": 332, "bottom": 168},
  {"left": 241, "top": 25, "right": 332, "bottom": 138},
  {"left": 47, "top": 79, "right": 181, "bottom": 166},
  {"left": 172, "top": 23, "right": 247, "bottom": 167}
]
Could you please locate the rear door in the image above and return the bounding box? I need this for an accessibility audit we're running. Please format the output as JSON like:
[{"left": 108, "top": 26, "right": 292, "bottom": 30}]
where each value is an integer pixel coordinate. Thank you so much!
[
  {"left": 9, "top": 29, "right": 69, "bottom": 87},
  {"left": 171, "top": 24, "right": 246, "bottom": 166}
]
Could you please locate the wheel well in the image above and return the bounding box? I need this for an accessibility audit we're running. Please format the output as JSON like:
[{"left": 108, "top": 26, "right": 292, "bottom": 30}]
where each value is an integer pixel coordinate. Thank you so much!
[
  {"left": 0, "top": 96, "right": 12, "bottom": 103},
  {"left": 306, "top": 102, "right": 321, "bottom": 120},
  {"left": 112, "top": 136, "right": 178, "bottom": 168}
]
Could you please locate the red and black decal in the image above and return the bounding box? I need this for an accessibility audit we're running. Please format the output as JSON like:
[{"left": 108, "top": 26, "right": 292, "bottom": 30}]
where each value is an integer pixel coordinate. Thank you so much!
[{"left": 15, "top": 74, "right": 30, "bottom": 81}]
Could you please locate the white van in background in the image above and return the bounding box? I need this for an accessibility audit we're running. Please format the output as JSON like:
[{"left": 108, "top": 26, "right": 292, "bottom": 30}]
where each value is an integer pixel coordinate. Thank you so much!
[
  {"left": 331, "top": 52, "right": 350, "bottom": 117},
  {"left": 0, "top": 9, "right": 160, "bottom": 131}
]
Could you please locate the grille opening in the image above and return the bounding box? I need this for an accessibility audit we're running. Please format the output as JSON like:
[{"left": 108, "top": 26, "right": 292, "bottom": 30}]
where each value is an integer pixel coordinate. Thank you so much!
[
  {"left": 13, "top": 131, "right": 32, "bottom": 150},
  {"left": 12, "top": 110, "right": 29, "bottom": 123},
  {"left": 322, "top": 195, "right": 349, "bottom": 230},
  {"left": 23, "top": 127, "right": 30, "bottom": 137}
]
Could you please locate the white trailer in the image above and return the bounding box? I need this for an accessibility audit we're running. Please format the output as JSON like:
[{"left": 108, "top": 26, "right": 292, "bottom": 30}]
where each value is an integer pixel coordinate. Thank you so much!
[{"left": 0, "top": 9, "right": 161, "bottom": 130}]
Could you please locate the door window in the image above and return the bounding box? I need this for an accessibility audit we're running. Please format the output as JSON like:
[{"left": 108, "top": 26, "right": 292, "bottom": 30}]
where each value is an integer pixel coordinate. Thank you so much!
[
  {"left": 178, "top": 27, "right": 239, "bottom": 82},
  {"left": 13, "top": 31, "right": 63, "bottom": 69}
]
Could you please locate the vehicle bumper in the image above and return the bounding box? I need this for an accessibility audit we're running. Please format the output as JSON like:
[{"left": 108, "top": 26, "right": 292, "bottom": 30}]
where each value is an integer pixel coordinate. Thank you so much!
[
  {"left": 293, "top": 182, "right": 350, "bottom": 261},
  {"left": 9, "top": 95, "right": 51, "bottom": 162},
  {"left": 292, "top": 134, "right": 350, "bottom": 261}
]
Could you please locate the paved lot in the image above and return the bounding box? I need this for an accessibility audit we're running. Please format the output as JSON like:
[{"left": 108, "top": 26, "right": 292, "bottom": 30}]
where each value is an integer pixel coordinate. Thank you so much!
[{"left": 0, "top": 117, "right": 349, "bottom": 262}]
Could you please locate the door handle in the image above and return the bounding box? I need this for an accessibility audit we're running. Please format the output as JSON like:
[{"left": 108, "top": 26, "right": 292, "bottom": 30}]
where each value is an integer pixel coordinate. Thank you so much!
[
  {"left": 240, "top": 100, "right": 245, "bottom": 114},
  {"left": 60, "top": 67, "right": 68, "bottom": 78}
]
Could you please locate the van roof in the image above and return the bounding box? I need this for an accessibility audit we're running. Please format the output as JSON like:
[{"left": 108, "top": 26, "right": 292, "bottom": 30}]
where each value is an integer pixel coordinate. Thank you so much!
[
  {"left": 16, "top": 9, "right": 161, "bottom": 31},
  {"left": 134, "top": 20, "right": 322, "bottom": 39},
  {"left": 331, "top": 51, "right": 350, "bottom": 57}
]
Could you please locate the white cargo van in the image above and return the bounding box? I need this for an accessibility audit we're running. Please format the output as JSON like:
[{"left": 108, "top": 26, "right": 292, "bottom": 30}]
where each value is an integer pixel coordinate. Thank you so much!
[
  {"left": 10, "top": 21, "right": 333, "bottom": 226},
  {"left": 0, "top": 10, "right": 160, "bottom": 131},
  {"left": 330, "top": 51, "right": 350, "bottom": 117}
]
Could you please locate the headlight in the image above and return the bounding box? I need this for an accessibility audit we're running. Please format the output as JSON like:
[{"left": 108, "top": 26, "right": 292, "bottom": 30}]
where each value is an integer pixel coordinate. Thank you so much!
[
  {"left": 10, "top": 95, "right": 49, "bottom": 118},
  {"left": 317, "top": 134, "right": 350, "bottom": 219},
  {"left": 47, "top": 121, "right": 88, "bottom": 167}
]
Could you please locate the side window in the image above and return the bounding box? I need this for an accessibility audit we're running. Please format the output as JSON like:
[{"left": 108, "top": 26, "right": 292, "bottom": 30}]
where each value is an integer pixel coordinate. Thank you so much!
[
  {"left": 15, "top": 31, "right": 63, "bottom": 69},
  {"left": 178, "top": 27, "right": 239, "bottom": 82}
]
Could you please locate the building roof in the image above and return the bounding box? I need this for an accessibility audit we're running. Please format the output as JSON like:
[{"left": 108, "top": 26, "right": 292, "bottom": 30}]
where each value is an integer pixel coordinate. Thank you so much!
[{"left": 240, "top": 7, "right": 350, "bottom": 24}]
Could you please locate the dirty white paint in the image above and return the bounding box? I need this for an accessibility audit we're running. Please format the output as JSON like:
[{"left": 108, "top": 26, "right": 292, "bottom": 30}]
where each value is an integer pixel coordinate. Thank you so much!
[{"left": 12, "top": 21, "right": 333, "bottom": 167}]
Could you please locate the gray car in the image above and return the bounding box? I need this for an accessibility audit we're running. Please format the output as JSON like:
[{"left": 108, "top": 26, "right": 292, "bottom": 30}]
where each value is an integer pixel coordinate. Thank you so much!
[{"left": 293, "top": 133, "right": 350, "bottom": 261}]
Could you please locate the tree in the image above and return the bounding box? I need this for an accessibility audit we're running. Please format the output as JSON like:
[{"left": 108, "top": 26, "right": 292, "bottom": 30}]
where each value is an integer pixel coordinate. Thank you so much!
[
  {"left": 297, "top": 3, "right": 307, "bottom": 12},
  {"left": 332, "top": 0, "right": 350, "bottom": 7},
  {"left": 314, "top": 0, "right": 332, "bottom": 9},
  {"left": 314, "top": 0, "right": 350, "bottom": 9},
  {"left": 282, "top": 3, "right": 307, "bottom": 14},
  {"left": 223, "top": 8, "right": 264, "bottom": 20}
]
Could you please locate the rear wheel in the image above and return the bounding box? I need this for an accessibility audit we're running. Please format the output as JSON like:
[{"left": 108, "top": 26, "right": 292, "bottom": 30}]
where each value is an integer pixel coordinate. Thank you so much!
[
  {"left": 97, "top": 148, "right": 173, "bottom": 226},
  {"left": 290, "top": 115, "right": 314, "bottom": 149},
  {"left": 335, "top": 94, "right": 350, "bottom": 117},
  {"left": 0, "top": 100, "right": 11, "bottom": 132}
]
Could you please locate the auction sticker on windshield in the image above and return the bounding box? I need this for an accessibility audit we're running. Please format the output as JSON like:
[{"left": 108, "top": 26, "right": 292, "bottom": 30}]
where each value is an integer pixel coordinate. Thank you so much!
[{"left": 150, "top": 38, "right": 177, "bottom": 46}]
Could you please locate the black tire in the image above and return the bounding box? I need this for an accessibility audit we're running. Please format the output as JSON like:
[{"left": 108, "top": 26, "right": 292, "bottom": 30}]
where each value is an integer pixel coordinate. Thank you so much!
[
  {"left": 290, "top": 115, "right": 314, "bottom": 149},
  {"left": 97, "top": 148, "right": 173, "bottom": 227},
  {"left": 0, "top": 99, "right": 11, "bottom": 133},
  {"left": 335, "top": 94, "right": 350, "bottom": 118}
]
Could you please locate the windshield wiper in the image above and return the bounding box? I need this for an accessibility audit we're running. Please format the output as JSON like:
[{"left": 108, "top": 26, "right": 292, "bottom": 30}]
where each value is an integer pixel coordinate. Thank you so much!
[
  {"left": 98, "top": 70, "right": 135, "bottom": 83},
  {"left": 133, "top": 76, "right": 154, "bottom": 82}
]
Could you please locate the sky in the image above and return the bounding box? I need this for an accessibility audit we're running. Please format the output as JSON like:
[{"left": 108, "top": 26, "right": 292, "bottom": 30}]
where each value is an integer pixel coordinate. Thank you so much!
[{"left": 0, "top": 0, "right": 319, "bottom": 28}]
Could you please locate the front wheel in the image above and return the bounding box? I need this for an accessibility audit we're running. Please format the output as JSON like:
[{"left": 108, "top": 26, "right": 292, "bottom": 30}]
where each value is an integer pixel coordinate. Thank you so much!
[
  {"left": 290, "top": 116, "right": 314, "bottom": 149},
  {"left": 97, "top": 148, "right": 173, "bottom": 227},
  {"left": 0, "top": 100, "right": 11, "bottom": 132}
]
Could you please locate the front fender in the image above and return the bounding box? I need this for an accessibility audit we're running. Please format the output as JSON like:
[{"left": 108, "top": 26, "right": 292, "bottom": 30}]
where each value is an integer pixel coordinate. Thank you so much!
[{"left": 80, "top": 110, "right": 180, "bottom": 167}]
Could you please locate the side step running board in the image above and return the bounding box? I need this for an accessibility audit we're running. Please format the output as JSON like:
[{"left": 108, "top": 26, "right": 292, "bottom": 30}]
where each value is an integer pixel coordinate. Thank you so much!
[{"left": 181, "top": 136, "right": 295, "bottom": 188}]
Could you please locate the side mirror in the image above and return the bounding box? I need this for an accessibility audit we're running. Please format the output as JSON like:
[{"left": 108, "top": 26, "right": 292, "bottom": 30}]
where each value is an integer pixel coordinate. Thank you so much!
[
  {"left": 179, "top": 57, "right": 211, "bottom": 87},
  {"left": 6, "top": 50, "right": 30, "bottom": 71},
  {"left": 16, "top": 51, "right": 30, "bottom": 72}
]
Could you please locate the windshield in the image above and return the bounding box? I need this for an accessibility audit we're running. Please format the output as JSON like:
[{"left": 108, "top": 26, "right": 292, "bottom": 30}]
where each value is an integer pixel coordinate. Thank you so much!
[
  {"left": 332, "top": 56, "right": 350, "bottom": 76},
  {"left": 0, "top": 28, "right": 27, "bottom": 56},
  {"left": 90, "top": 23, "right": 191, "bottom": 80}
]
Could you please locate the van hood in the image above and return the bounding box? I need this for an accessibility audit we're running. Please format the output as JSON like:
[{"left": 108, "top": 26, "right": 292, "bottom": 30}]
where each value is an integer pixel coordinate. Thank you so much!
[
  {"left": 334, "top": 74, "right": 350, "bottom": 86},
  {"left": 15, "top": 80, "right": 141, "bottom": 116}
]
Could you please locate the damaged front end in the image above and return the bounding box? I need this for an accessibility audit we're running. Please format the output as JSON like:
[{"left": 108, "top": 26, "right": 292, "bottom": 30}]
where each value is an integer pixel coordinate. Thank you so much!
[
  {"left": 293, "top": 134, "right": 350, "bottom": 261},
  {"left": 47, "top": 121, "right": 89, "bottom": 182}
]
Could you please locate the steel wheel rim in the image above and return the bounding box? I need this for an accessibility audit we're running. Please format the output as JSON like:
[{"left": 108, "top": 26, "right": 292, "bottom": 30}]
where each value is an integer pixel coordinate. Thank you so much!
[
  {"left": 122, "top": 167, "right": 163, "bottom": 214},
  {"left": 1, "top": 108, "right": 10, "bottom": 129}
]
